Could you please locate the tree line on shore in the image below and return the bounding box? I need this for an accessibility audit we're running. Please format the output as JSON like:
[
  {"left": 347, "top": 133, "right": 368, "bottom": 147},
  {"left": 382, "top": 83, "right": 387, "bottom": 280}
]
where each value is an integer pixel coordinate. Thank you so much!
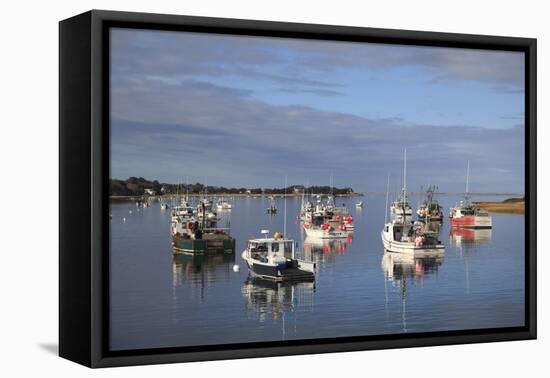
[{"left": 110, "top": 177, "right": 355, "bottom": 196}]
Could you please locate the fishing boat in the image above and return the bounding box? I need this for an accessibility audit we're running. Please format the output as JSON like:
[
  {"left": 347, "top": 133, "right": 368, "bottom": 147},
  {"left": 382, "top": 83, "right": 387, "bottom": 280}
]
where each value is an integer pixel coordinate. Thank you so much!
[
  {"left": 303, "top": 212, "right": 349, "bottom": 239},
  {"left": 196, "top": 198, "right": 218, "bottom": 221},
  {"left": 171, "top": 218, "right": 235, "bottom": 255},
  {"left": 216, "top": 200, "right": 232, "bottom": 210},
  {"left": 449, "top": 161, "right": 492, "bottom": 229},
  {"left": 417, "top": 185, "right": 443, "bottom": 221},
  {"left": 382, "top": 220, "right": 445, "bottom": 255},
  {"left": 171, "top": 203, "right": 234, "bottom": 255},
  {"left": 449, "top": 204, "right": 492, "bottom": 228},
  {"left": 299, "top": 191, "right": 314, "bottom": 221},
  {"left": 390, "top": 195, "right": 412, "bottom": 222},
  {"left": 171, "top": 199, "right": 194, "bottom": 222},
  {"left": 267, "top": 197, "right": 277, "bottom": 214},
  {"left": 170, "top": 195, "right": 234, "bottom": 254},
  {"left": 302, "top": 198, "right": 354, "bottom": 234},
  {"left": 241, "top": 230, "right": 316, "bottom": 281},
  {"left": 381, "top": 150, "right": 445, "bottom": 256}
]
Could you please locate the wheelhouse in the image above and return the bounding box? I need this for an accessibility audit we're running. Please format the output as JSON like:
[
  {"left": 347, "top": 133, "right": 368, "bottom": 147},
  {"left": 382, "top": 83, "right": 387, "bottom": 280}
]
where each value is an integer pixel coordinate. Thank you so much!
[{"left": 245, "top": 239, "right": 295, "bottom": 263}]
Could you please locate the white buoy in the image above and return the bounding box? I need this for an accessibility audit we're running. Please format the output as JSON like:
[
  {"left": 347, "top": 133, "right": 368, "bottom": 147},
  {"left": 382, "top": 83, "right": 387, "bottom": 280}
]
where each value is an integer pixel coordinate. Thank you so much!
[
  {"left": 129, "top": 210, "right": 133, "bottom": 214},
  {"left": 232, "top": 264, "right": 240, "bottom": 272},
  {"left": 122, "top": 217, "right": 126, "bottom": 223}
]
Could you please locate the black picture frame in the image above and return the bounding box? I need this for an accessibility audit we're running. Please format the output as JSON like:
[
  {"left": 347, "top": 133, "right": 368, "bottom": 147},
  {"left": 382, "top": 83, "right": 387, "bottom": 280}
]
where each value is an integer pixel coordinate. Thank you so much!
[{"left": 59, "top": 9, "right": 537, "bottom": 368}]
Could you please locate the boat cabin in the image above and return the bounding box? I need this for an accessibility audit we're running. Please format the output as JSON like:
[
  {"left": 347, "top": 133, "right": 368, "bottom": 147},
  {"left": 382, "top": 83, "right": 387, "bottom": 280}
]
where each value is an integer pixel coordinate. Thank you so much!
[
  {"left": 385, "top": 222, "right": 414, "bottom": 242},
  {"left": 451, "top": 203, "right": 490, "bottom": 218},
  {"left": 246, "top": 238, "right": 295, "bottom": 265}
]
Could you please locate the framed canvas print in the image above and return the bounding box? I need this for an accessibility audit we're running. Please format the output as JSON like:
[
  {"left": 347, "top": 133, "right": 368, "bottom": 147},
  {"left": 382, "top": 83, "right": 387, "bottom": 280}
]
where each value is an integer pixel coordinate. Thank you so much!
[{"left": 59, "top": 10, "right": 536, "bottom": 368}]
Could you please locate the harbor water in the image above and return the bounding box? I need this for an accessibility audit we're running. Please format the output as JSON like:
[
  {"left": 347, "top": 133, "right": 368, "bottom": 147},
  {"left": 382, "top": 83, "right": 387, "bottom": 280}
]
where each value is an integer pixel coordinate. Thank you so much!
[{"left": 109, "top": 195, "right": 525, "bottom": 351}]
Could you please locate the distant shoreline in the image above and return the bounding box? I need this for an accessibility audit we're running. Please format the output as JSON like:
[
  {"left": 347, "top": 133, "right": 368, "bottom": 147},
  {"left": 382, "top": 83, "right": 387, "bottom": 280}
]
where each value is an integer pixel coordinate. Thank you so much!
[
  {"left": 109, "top": 192, "right": 363, "bottom": 201},
  {"left": 109, "top": 192, "right": 524, "bottom": 202},
  {"left": 473, "top": 197, "right": 525, "bottom": 214}
]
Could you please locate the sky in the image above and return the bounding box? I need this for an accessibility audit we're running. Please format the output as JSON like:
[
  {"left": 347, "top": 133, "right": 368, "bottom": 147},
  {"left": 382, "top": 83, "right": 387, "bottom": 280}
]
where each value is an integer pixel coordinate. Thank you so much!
[{"left": 110, "top": 28, "right": 525, "bottom": 193}]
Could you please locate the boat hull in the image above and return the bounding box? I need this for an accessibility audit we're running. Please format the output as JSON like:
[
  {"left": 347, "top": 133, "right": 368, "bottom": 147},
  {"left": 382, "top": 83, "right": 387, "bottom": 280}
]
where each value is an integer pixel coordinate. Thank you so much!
[
  {"left": 381, "top": 231, "right": 445, "bottom": 256},
  {"left": 241, "top": 253, "right": 315, "bottom": 281},
  {"left": 172, "top": 236, "right": 235, "bottom": 255},
  {"left": 303, "top": 225, "right": 348, "bottom": 239},
  {"left": 450, "top": 215, "right": 492, "bottom": 229}
]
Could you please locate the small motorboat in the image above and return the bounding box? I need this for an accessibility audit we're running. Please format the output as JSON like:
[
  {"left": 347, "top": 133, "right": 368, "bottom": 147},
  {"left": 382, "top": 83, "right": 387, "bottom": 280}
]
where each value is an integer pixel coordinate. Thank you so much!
[
  {"left": 241, "top": 230, "right": 315, "bottom": 281},
  {"left": 355, "top": 201, "right": 364, "bottom": 208},
  {"left": 217, "top": 200, "right": 233, "bottom": 210},
  {"left": 267, "top": 196, "right": 277, "bottom": 214}
]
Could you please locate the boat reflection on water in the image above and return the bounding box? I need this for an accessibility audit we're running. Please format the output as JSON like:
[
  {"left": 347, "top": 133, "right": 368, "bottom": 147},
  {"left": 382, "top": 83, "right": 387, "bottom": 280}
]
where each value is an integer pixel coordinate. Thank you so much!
[
  {"left": 172, "top": 254, "right": 235, "bottom": 301},
  {"left": 449, "top": 227, "right": 492, "bottom": 249},
  {"left": 302, "top": 234, "right": 353, "bottom": 263},
  {"left": 449, "top": 227, "right": 492, "bottom": 294},
  {"left": 241, "top": 276, "right": 315, "bottom": 327},
  {"left": 381, "top": 251, "right": 445, "bottom": 332},
  {"left": 381, "top": 251, "right": 444, "bottom": 285}
]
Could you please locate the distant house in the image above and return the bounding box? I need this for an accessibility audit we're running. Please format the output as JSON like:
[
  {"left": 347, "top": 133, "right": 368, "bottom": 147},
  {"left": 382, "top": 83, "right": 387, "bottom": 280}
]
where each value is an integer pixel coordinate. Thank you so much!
[{"left": 144, "top": 188, "right": 156, "bottom": 195}]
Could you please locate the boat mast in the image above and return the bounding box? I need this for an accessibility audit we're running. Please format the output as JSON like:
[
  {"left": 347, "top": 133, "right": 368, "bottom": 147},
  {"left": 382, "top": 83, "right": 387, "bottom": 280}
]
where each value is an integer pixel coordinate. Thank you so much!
[
  {"left": 329, "top": 171, "right": 334, "bottom": 206},
  {"left": 185, "top": 175, "right": 189, "bottom": 202},
  {"left": 283, "top": 175, "right": 288, "bottom": 237},
  {"left": 385, "top": 174, "right": 390, "bottom": 224},
  {"left": 465, "top": 160, "right": 470, "bottom": 203},
  {"left": 402, "top": 149, "right": 407, "bottom": 221},
  {"left": 403, "top": 148, "right": 407, "bottom": 199}
]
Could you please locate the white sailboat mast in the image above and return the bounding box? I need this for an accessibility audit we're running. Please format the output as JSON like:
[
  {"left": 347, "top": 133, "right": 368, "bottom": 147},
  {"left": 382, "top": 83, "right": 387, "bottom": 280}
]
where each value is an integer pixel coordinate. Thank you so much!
[
  {"left": 466, "top": 161, "right": 470, "bottom": 194},
  {"left": 465, "top": 160, "right": 470, "bottom": 201},
  {"left": 403, "top": 148, "right": 407, "bottom": 206},
  {"left": 385, "top": 174, "right": 390, "bottom": 224},
  {"left": 283, "top": 175, "right": 288, "bottom": 237},
  {"left": 185, "top": 175, "right": 189, "bottom": 201}
]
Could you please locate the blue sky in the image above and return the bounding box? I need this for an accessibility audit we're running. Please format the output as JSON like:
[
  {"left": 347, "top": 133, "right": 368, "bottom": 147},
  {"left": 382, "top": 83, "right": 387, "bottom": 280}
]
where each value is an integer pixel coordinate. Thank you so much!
[{"left": 110, "top": 28, "right": 525, "bottom": 193}]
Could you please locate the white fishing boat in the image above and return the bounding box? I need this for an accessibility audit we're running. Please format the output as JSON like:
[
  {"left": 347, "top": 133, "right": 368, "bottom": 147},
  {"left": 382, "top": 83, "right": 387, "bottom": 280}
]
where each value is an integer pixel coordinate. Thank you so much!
[
  {"left": 390, "top": 196, "right": 412, "bottom": 222},
  {"left": 303, "top": 214, "right": 349, "bottom": 239},
  {"left": 301, "top": 195, "right": 354, "bottom": 235},
  {"left": 381, "top": 150, "right": 445, "bottom": 256},
  {"left": 171, "top": 200, "right": 194, "bottom": 222},
  {"left": 299, "top": 190, "right": 314, "bottom": 221},
  {"left": 193, "top": 197, "right": 217, "bottom": 220},
  {"left": 267, "top": 197, "right": 277, "bottom": 214},
  {"left": 381, "top": 221, "right": 445, "bottom": 255},
  {"left": 216, "top": 200, "right": 232, "bottom": 210},
  {"left": 241, "top": 230, "right": 316, "bottom": 281}
]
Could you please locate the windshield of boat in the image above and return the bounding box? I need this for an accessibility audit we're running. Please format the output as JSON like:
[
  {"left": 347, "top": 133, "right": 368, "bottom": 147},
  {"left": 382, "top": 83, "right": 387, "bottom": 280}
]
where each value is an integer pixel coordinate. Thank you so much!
[{"left": 248, "top": 241, "right": 269, "bottom": 262}]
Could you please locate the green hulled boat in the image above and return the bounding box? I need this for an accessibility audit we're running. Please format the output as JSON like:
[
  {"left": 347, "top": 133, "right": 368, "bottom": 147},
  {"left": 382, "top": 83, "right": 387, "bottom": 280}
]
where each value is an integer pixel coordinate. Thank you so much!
[{"left": 172, "top": 233, "right": 236, "bottom": 255}]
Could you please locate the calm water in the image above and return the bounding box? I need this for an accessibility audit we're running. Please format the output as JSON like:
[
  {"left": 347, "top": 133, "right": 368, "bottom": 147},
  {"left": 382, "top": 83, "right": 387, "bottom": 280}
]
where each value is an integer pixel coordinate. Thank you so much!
[{"left": 110, "top": 195, "right": 525, "bottom": 351}]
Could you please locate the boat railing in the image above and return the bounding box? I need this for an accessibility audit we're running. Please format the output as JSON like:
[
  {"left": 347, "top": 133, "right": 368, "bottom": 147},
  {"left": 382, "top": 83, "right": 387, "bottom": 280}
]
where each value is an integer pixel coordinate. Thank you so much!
[{"left": 202, "top": 227, "right": 232, "bottom": 232}]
